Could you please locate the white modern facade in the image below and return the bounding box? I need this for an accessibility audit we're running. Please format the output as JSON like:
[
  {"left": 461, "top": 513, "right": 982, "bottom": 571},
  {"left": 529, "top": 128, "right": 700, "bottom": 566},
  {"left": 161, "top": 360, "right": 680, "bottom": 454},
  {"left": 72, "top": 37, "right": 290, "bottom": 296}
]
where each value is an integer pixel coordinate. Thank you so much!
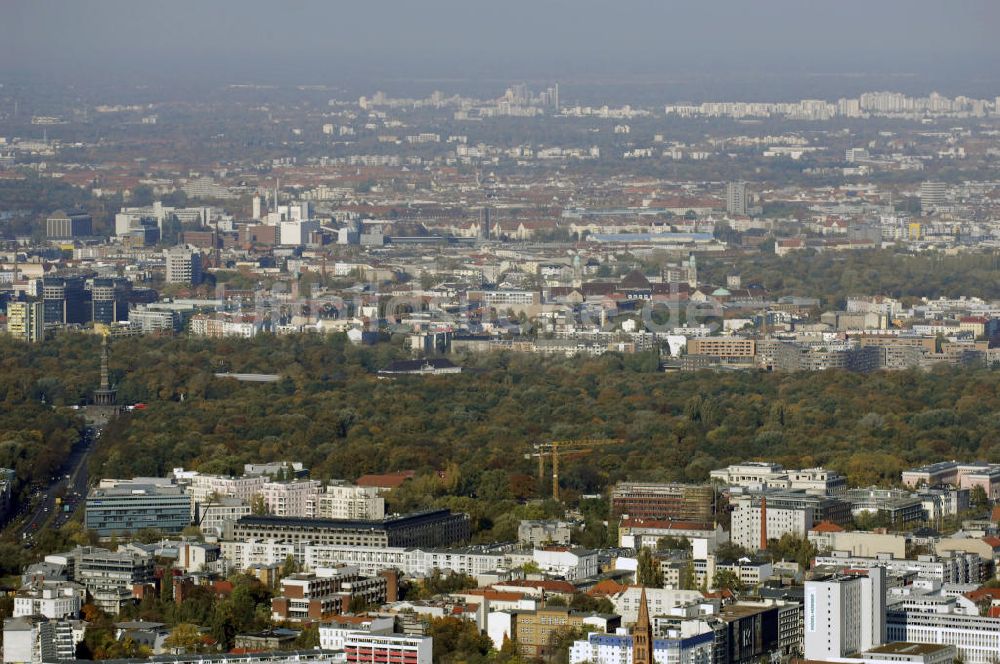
[
  {"left": 13, "top": 585, "right": 83, "bottom": 620},
  {"left": 611, "top": 587, "right": 705, "bottom": 624},
  {"left": 730, "top": 495, "right": 813, "bottom": 550},
  {"left": 569, "top": 628, "right": 715, "bottom": 664},
  {"left": 163, "top": 246, "right": 202, "bottom": 285},
  {"left": 532, "top": 548, "right": 598, "bottom": 581},
  {"left": 310, "top": 483, "right": 385, "bottom": 520},
  {"left": 814, "top": 552, "right": 981, "bottom": 585},
  {"left": 711, "top": 462, "right": 846, "bottom": 495},
  {"left": 222, "top": 539, "right": 507, "bottom": 578},
  {"left": 804, "top": 569, "right": 886, "bottom": 661},
  {"left": 886, "top": 609, "right": 1000, "bottom": 664},
  {"left": 261, "top": 480, "right": 322, "bottom": 517},
  {"left": 317, "top": 617, "right": 394, "bottom": 650}
]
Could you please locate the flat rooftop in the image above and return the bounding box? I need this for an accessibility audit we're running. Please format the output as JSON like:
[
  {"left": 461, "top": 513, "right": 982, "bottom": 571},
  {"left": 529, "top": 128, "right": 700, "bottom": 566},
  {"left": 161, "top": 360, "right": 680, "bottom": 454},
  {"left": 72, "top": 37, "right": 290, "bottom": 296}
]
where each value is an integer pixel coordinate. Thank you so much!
[{"left": 866, "top": 642, "right": 953, "bottom": 655}]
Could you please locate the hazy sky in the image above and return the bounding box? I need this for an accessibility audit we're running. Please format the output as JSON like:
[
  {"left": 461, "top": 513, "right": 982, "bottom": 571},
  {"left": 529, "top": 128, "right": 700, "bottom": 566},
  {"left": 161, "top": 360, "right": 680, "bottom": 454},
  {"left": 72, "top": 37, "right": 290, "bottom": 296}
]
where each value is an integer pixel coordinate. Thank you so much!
[{"left": 3, "top": 1, "right": 999, "bottom": 95}]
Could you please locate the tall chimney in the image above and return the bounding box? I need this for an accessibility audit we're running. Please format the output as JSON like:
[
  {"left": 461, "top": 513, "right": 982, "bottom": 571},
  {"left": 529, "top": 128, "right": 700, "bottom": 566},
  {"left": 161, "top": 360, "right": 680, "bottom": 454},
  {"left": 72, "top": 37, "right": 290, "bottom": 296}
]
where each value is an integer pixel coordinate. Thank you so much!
[{"left": 760, "top": 496, "right": 768, "bottom": 550}]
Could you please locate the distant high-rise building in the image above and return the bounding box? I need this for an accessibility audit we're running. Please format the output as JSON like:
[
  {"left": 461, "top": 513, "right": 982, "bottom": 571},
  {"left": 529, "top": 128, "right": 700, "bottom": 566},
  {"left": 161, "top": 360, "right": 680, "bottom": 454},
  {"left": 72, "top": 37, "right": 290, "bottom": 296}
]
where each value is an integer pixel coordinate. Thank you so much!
[
  {"left": 804, "top": 569, "right": 886, "bottom": 661},
  {"left": 42, "top": 276, "right": 90, "bottom": 325},
  {"left": 919, "top": 181, "right": 947, "bottom": 211},
  {"left": 725, "top": 181, "right": 748, "bottom": 216},
  {"left": 164, "top": 247, "right": 203, "bottom": 285},
  {"left": 480, "top": 206, "right": 491, "bottom": 240},
  {"left": 845, "top": 148, "right": 870, "bottom": 162},
  {"left": 46, "top": 209, "right": 92, "bottom": 240},
  {"left": 90, "top": 278, "right": 132, "bottom": 324},
  {"left": 6, "top": 301, "right": 44, "bottom": 342}
]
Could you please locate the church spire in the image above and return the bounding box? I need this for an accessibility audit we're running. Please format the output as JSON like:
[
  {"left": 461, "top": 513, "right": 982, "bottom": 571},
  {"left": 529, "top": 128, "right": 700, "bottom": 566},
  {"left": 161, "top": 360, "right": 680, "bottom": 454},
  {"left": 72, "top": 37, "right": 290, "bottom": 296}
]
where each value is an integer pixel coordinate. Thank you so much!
[{"left": 632, "top": 586, "right": 653, "bottom": 664}]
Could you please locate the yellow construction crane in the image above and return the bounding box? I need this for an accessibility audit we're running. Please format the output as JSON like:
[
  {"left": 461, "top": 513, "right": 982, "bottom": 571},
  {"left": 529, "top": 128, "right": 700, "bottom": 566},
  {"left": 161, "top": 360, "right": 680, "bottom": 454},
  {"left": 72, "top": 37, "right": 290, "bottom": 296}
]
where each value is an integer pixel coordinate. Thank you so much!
[{"left": 526, "top": 439, "right": 622, "bottom": 501}]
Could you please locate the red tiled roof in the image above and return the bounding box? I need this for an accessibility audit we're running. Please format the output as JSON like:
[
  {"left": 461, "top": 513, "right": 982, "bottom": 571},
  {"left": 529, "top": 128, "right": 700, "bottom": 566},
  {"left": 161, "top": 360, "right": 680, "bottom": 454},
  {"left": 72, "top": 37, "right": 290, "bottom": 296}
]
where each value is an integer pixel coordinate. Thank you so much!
[
  {"left": 501, "top": 579, "right": 576, "bottom": 594},
  {"left": 355, "top": 470, "right": 416, "bottom": 489},
  {"left": 587, "top": 579, "right": 627, "bottom": 597},
  {"left": 990, "top": 505, "right": 1000, "bottom": 523},
  {"left": 462, "top": 589, "right": 526, "bottom": 602},
  {"left": 810, "top": 521, "right": 845, "bottom": 533}
]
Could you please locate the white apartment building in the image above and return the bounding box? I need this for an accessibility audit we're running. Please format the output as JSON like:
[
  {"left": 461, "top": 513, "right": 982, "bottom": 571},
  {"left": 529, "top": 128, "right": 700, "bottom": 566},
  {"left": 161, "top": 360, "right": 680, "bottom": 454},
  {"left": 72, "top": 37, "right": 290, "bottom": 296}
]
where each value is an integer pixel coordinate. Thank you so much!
[
  {"left": 304, "top": 545, "right": 408, "bottom": 576},
  {"left": 318, "top": 617, "right": 394, "bottom": 650},
  {"left": 342, "top": 633, "right": 432, "bottom": 664},
  {"left": 887, "top": 609, "right": 1000, "bottom": 664},
  {"left": 309, "top": 482, "right": 385, "bottom": 520},
  {"left": 189, "top": 315, "right": 258, "bottom": 339},
  {"left": 198, "top": 498, "right": 251, "bottom": 537},
  {"left": 182, "top": 472, "right": 267, "bottom": 511},
  {"left": 261, "top": 480, "right": 323, "bottom": 517},
  {"left": 814, "top": 551, "right": 981, "bottom": 585},
  {"left": 611, "top": 587, "right": 705, "bottom": 624},
  {"left": 730, "top": 495, "right": 813, "bottom": 550},
  {"left": 804, "top": 569, "right": 886, "bottom": 661},
  {"left": 693, "top": 557, "right": 773, "bottom": 588},
  {"left": 13, "top": 585, "right": 84, "bottom": 620},
  {"left": 406, "top": 548, "right": 507, "bottom": 578},
  {"left": 711, "top": 462, "right": 846, "bottom": 495},
  {"left": 3, "top": 618, "right": 86, "bottom": 664},
  {"left": 569, "top": 626, "right": 715, "bottom": 664},
  {"left": 279, "top": 220, "right": 319, "bottom": 246},
  {"left": 163, "top": 246, "right": 202, "bottom": 285},
  {"left": 532, "top": 548, "right": 598, "bottom": 581},
  {"left": 221, "top": 539, "right": 299, "bottom": 571},
  {"left": 223, "top": 540, "right": 507, "bottom": 578}
]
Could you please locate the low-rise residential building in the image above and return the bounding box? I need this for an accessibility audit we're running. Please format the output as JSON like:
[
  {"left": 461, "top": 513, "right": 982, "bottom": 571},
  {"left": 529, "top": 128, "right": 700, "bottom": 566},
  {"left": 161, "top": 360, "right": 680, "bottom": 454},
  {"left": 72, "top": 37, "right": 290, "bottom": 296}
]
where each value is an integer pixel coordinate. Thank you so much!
[
  {"left": 618, "top": 519, "right": 728, "bottom": 552},
  {"left": 814, "top": 551, "right": 982, "bottom": 585},
  {"left": 808, "top": 524, "right": 908, "bottom": 558},
  {"left": 518, "top": 520, "right": 573, "bottom": 547},
  {"left": 487, "top": 607, "right": 587, "bottom": 659},
  {"left": 46, "top": 547, "right": 155, "bottom": 614},
  {"left": 710, "top": 463, "right": 846, "bottom": 495},
  {"left": 532, "top": 547, "right": 598, "bottom": 581},
  {"left": 13, "top": 583, "right": 85, "bottom": 620},
  {"left": 569, "top": 627, "right": 715, "bottom": 664},
  {"left": 610, "top": 587, "right": 706, "bottom": 624},
  {"left": 343, "top": 632, "right": 433, "bottom": 664},
  {"left": 270, "top": 568, "right": 394, "bottom": 622},
  {"left": 317, "top": 616, "right": 395, "bottom": 650}
]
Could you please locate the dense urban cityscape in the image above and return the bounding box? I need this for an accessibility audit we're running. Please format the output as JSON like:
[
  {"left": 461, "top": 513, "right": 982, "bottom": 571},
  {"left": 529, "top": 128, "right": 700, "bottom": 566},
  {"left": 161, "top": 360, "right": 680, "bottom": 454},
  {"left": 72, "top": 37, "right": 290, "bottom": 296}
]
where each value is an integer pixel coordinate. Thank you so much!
[{"left": 2, "top": 2, "right": 1000, "bottom": 664}]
